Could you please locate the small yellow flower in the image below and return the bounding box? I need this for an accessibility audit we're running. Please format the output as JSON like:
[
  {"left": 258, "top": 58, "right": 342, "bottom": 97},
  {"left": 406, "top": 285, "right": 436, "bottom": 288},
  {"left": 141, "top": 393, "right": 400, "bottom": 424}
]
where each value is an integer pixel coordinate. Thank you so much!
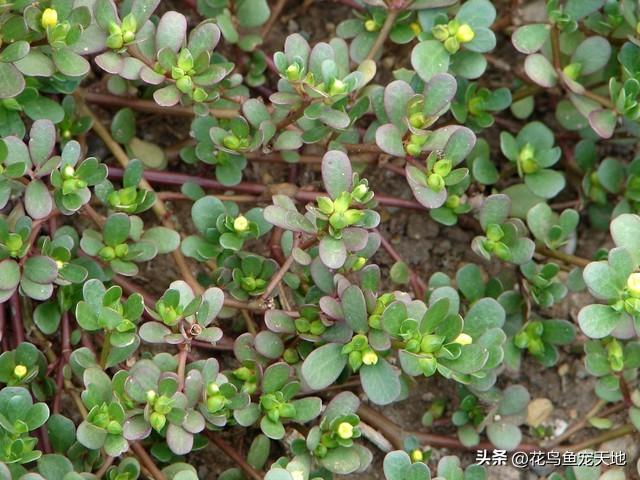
[
  {"left": 455, "top": 24, "right": 475, "bottom": 43},
  {"left": 337, "top": 421, "right": 354, "bottom": 439},
  {"left": 41, "top": 8, "right": 58, "bottom": 29},
  {"left": 410, "top": 22, "right": 422, "bottom": 36},
  {"left": 627, "top": 273, "right": 640, "bottom": 298},
  {"left": 364, "top": 19, "right": 378, "bottom": 32},
  {"left": 234, "top": 215, "right": 249, "bottom": 232},
  {"left": 410, "top": 449, "right": 424, "bottom": 462},
  {"left": 13, "top": 364, "right": 28, "bottom": 379},
  {"left": 453, "top": 333, "right": 473, "bottom": 345},
  {"left": 362, "top": 350, "right": 378, "bottom": 366},
  {"left": 62, "top": 165, "right": 75, "bottom": 179}
]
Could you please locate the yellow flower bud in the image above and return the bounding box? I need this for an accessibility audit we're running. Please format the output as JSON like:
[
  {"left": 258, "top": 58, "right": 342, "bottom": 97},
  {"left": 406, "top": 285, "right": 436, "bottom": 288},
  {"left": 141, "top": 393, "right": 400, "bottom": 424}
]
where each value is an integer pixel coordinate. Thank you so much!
[
  {"left": 628, "top": 273, "right": 640, "bottom": 298},
  {"left": 362, "top": 350, "right": 379, "bottom": 366},
  {"left": 411, "top": 449, "right": 424, "bottom": 462},
  {"left": 13, "top": 364, "right": 28, "bottom": 379},
  {"left": 286, "top": 64, "right": 301, "bottom": 81},
  {"left": 234, "top": 215, "right": 249, "bottom": 232},
  {"left": 364, "top": 19, "right": 379, "bottom": 32},
  {"left": 41, "top": 8, "right": 58, "bottom": 28},
  {"left": 62, "top": 165, "right": 75, "bottom": 179},
  {"left": 337, "top": 421, "right": 354, "bottom": 439},
  {"left": 453, "top": 333, "right": 473, "bottom": 345},
  {"left": 455, "top": 24, "right": 475, "bottom": 43},
  {"left": 410, "top": 22, "right": 422, "bottom": 36},
  {"left": 329, "top": 79, "right": 346, "bottom": 96}
]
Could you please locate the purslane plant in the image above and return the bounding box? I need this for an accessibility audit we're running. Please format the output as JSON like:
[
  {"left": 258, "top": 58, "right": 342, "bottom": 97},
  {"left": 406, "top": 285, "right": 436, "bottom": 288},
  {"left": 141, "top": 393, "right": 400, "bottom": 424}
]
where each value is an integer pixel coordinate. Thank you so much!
[{"left": 3, "top": 0, "right": 640, "bottom": 478}]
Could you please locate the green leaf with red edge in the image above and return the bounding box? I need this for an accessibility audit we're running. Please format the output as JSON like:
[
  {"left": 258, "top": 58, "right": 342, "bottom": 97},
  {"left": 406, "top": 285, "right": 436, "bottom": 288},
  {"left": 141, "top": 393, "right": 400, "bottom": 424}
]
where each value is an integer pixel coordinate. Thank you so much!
[
  {"left": 156, "top": 12, "right": 187, "bottom": 53},
  {"left": 25, "top": 179, "right": 53, "bottom": 219},
  {"left": 406, "top": 165, "right": 447, "bottom": 209},
  {"left": 360, "top": 358, "right": 401, "bottom": 405},
  {"left": 0, "top": 63, "right": 25, "bottom": 99},
  {"left": 411, "top": 40, "right": 449, "bottom": 82},
  {"left": 524, "top": 54, "right": 557, "bottom": 88},
  {"left": 0, "top": 260, "right": 20, "bottom": 291},
  {"left": 376, "top": 123, "right": 405, "bottom": 157},
  {"left": 589, "top": 109, "right": 616, "bottom": 139},
  {"left": 301, "top": 343, "right": 346, "bottom": 390},
  {"left": 423, "top": 73, "right": 457, "bottom": 117},
  {"left": 512, "top": 24, "right": 549, "bottom": 54},
  {"left": 340, "top": 285, "right": 368, "bottom": 332},
  {"left": 103, "top": 213, "right": 131, "bottom": 246},
  {"left": 578, "top": 304, "right": 623, "bottom": 339},
  {"left": 383, "top": 80, "right": 414, "bottom": 127},
  {"left": 322, "top": 150, "right": 352, "bottom": 200},
  {"left": 319, "top": 236, "right": 347, "bottom": 269}
]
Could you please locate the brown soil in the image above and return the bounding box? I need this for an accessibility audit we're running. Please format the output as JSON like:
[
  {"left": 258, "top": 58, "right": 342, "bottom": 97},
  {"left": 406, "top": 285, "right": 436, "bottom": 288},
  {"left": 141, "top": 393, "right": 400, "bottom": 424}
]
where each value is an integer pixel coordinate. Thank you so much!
[{"left": 81, "top": 0, "right": 638, "bottom": 478}]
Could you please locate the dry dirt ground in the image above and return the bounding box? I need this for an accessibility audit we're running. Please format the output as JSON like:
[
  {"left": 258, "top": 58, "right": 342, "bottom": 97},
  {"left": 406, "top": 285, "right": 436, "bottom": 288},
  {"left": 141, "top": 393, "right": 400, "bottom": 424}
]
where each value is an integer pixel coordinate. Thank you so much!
[{"left": 83, "top": 0, "right": 638, "bottom": 477}]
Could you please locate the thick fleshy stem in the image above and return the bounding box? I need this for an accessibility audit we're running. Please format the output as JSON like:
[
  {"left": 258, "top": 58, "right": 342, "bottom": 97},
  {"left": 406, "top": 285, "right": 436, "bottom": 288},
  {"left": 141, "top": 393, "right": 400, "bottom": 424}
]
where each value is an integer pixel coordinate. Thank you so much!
[
  {"left": 111, "top": 272, "right": 293, "bottom": 315},
  {"left": 53, "top": 312, "right": 72, "bottom": 413},
  {"left": 334, "top": 0, "right": 365, "bottom": 9},
  {"left": 378, "top": 231, "right": 427, "bottom": 298},
  {"left": 550, "top": 25, "right": 562, "bottom": 71},
  {"left": 130, "top": 442, "right": 166, "bottom": 480},
  {"left": 558, "top": 424, "right": 635, "bottom": 452},
  {"left": 270, "top": 228, "right": 286, "bottom": 265},
  {"left": 177, "top": 343, "right": 189, "bottom": 391},
  {"left": 95, "top": 456, "right": 115, "bottom": 479},
  {"left": 543, "top": 400, "right": 625, "bottom": 448},
  {"left": 107, "top": 167, "right": 426, "bottom": 211},
  {"left": 364, "top": 9, "right": 399, "bottom": 61},
  {"left": 535, "top": 245, "right": 590, "bottom": 268},
  {"left": 261, "top": 0, "right": 288, "bottom": 37},
  {"left": 261, "top": 233, "right": 301, "bottom": 301},
  {"left": 205, "top": 432, "right": 263, "bottom": 480},
  {"left": 0, "top": 303, "right": 6, "bottom": 351},
  {"left": 81, "top": 90, "right": 238, "bottom": 119},
  {"left": 9, "top": 292, "right": 24, "bottom": 346},
  {"left": 358, "top": 404, "right": 542, "bottom": 452}
]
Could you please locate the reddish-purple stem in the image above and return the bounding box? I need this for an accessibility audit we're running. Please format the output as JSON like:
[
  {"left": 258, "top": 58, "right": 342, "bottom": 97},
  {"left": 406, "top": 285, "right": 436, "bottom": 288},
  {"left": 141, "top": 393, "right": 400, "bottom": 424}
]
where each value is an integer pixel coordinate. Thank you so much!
[
  {"left": 9, "top": 292, "right": 24, "bottom": 346},
  {"left": 334, "top": 0, "right": 365, "bottom": 9},
  {"left": 264, "top": 54, "right": 278, "bottom": 74},
  {"left": 379, "top": 232, "right": 427, "bottom": 297},
  {"left": 0, "top": 303, "right": 7, "bottom": 351},
  {"left": 107, "top": 167, "right": 426, "bottom": 211},
  {"left": 269, "top": 228, "right": 286, "bottom": 265},
  {"left": 53, "top": 312, "right": 72, "bottom": 413}
]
